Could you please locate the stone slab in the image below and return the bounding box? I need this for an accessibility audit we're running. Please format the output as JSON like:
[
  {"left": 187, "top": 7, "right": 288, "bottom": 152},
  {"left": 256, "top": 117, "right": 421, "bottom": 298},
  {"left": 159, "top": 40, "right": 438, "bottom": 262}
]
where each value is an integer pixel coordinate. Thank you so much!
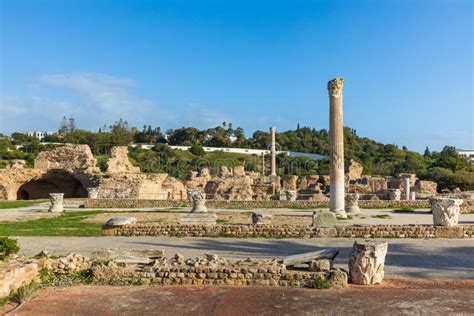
[
  {"left": 179, "top": 213, "right": 217, "bottom": 225},
  {"left": 92, "top": 248, "right": 165, "bottom": 264},
  {"left": 282, "top": 248, "right": 339, "bottom": 266}
]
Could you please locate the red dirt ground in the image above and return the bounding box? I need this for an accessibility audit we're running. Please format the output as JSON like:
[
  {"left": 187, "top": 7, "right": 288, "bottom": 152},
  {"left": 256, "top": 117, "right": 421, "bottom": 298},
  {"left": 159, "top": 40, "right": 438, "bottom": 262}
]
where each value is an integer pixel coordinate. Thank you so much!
[{"left": 3, "top": 279, "right": 474, "bottom": 316}]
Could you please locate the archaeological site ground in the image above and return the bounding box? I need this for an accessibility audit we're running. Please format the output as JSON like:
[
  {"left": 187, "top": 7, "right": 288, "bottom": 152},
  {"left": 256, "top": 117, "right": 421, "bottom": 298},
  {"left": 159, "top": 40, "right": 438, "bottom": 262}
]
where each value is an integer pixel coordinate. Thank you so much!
[
  {"left": 0, "top": 77, "right": 473, "bottom": 315},
  {"left": 1, "top": 1, "right": 473, "bottom": 315}
]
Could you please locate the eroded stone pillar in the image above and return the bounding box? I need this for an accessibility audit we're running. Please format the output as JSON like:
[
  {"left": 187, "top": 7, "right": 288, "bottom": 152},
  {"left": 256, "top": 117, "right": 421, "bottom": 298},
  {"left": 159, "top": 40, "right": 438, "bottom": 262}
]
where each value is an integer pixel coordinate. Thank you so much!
[
  {"left": 87, "top": 187, "right": 99, "bottom": 199},
  {"left": 345, "top": 193, "right": 360, "bottom": 214},
  {"left": 285, "top": 190, "right": 297, "bottom": 201},
  {"left": 270, "top": 127, "right": 277, "bottom": 176},
  {"left": 387, "top": 189, "right": 401, "bottom": 201},
  {"left": 261, "top": 152, "right": 265, "bottom": 175},
  {"left": 187, "top": 189, "right": 208, "bottom": 213},
  {"left": 48, "top": 193, "right": 64, "bottom": 213},
  {"left": 403, "top": 176, "right": 410, "bottom": 201},
  {"left": 431, "top": 198, "right": 463, "bottom": 227},
  {"left": 328, "top": 78, "right": 346, "bottom": 218},
  {"left": 349, "top": 240, "right": 388, "bottom": 285}
]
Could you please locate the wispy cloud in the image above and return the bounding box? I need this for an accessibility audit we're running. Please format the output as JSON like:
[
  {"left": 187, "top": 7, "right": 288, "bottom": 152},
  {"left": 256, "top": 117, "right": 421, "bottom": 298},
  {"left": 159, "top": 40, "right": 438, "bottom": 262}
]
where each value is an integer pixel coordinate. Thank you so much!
[
  {"left": 39, "top": 72, "right": 152, "bottom": 119},
  {"left": 0, "top": 72, "right": 170, "bottom": 133}
]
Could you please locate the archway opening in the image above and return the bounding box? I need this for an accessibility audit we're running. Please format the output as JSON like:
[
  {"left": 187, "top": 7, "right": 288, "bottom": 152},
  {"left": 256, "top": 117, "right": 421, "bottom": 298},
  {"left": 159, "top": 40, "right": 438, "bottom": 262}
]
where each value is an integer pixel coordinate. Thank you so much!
[{"left": 16, "top": 170, "right": 88, "bottom": 200}]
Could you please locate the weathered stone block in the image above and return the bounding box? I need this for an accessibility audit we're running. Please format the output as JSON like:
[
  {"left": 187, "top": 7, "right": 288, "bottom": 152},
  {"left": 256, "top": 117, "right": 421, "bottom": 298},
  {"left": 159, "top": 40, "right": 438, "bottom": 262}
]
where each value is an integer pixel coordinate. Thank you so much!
[
  {"left": 309, "top": 259, "right": 332, "bottom": 272},
  {"left": 187, "top": 189, "right": 208, "bottom": 213},
  {"left": 431, "top": 198, "right": 463, "bottom": 227},
  {"left": 179, "top": 213, "right": 217, "bottom": 225},
  {"left": 349, "top": 240, "right": 388, "bottom": 285},
  {"left": 345, "top": 193, "right": 360, "bottom": 214},
  {"left": 327, "top": 269, "right": 348, "bottom": 288},
  {"left": 312, "top": 211, "right": 336, "bottom": 227},
  {"left": 106, "top": 217, "right": 137, "bottom": 227},
  {"left": 48, "top": 193, "right": 64, "bottom": 213},
  {"left": 251, "top": 212, "right": 273, "bottom": 225}
]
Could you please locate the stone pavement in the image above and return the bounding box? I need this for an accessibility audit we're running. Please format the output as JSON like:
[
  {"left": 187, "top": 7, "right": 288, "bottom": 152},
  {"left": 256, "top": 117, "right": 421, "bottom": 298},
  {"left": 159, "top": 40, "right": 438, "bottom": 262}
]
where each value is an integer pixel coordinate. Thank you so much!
[
  {"left": 7, "top": 282, "right": 474, "bottom": 316},
  {"left": 16, "top": 237, "right": 474, "bottom": 280},
  {"left": 2, "top": 204, "right": 474, "bottom": 226}
]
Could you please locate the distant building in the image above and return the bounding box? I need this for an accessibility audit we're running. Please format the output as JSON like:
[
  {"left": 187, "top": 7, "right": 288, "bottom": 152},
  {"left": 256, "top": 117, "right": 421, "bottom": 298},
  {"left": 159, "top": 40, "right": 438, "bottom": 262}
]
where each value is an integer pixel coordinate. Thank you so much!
[
  {"left": 26, "top": 131, "right": 55, "bottom": 141},
  {"left": 457, "top": 149, "right": 474, "bottom": 163}
]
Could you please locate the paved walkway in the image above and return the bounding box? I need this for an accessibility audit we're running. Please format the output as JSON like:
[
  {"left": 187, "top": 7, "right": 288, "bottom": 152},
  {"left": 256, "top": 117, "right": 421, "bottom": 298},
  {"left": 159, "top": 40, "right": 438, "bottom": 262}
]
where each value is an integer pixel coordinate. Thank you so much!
[
  {"left": 3, "top": 205, "right": 474, "bottom": 225},
  {"left": 6, "top": 282, "right": 474, "bottom": 316},
  {"left": 16, "top": 237, "right": 474, "bottom": 279}
]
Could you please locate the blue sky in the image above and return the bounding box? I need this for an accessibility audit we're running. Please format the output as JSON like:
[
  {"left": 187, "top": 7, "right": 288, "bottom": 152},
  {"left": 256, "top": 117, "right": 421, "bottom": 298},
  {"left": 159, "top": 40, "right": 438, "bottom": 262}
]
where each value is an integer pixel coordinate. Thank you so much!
[{"left": 0, "top": 0, "right": 472, "bottom": 152}]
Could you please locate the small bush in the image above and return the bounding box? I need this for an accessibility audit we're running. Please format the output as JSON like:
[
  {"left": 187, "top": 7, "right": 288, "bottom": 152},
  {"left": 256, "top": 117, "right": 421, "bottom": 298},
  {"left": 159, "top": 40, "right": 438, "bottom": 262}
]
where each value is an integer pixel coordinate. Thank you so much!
[
  {"left": 0, "top": 237, "right": 19, "bottom": 259},
  {"left": 189, "top": 145, "right": 206, "bottom": 157},
  {"left": 314, "top": 278, "right": 330, "bottom": 289}
]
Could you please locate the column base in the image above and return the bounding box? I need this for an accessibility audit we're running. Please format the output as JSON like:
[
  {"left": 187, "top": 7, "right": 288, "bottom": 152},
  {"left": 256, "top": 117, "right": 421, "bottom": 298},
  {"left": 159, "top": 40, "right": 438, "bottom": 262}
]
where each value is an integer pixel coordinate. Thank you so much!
[{"left": 333, "top": 209, "right": 347, "bottom": 219}]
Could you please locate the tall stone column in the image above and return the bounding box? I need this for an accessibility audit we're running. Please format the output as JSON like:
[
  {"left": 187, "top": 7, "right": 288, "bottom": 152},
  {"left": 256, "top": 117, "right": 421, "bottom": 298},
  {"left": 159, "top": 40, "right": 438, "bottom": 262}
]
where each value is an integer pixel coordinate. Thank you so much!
[
  {"left": 403, "top": 176, "right": 410, "bottom": 201},
  {"left": 261, "top": 152, "right": 265, "bottom": 175},
  {"left": 270, "top": 127, "right": 277, "bottom": 176},
  {"left": 328, "top": 78, "right": 346, "bottom": 218}
]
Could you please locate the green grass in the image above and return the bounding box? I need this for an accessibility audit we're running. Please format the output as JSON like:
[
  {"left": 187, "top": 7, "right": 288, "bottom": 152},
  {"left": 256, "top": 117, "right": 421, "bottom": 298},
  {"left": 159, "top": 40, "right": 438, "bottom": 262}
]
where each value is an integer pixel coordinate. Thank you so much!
[
  {"left": 0, "top": 211, "right": 111, "bottom": 236},
  {"left": 0, "top": 200, "right": 39, "bottom": 209},
  {"left": 393, "top": 207, "right": 416, "bottom": 213},
  {"left": 314, "top": 278, "right": 330, "bottom": 289},
  {"left": 0, "top": 296, "right": 8, "bottom": 306},
  {"left": 337, "top": 215, "right": 353, "bottom": 220},
  {"left": 216, "top": 219, "right": 228, "bottom": 224},
  {"left": 372, "top": 214, "right": 391, "bottom": 219}
]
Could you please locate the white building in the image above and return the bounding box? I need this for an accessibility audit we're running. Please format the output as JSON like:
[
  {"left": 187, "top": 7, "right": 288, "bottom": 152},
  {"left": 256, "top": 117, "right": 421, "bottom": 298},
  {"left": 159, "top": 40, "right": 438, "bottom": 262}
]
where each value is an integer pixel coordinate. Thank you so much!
[
  {"left": 26, "top": 131, "right": 55, "bottom": 141},
  {"left": 457, "top": 149, "right": 474, "bottom": 163}
]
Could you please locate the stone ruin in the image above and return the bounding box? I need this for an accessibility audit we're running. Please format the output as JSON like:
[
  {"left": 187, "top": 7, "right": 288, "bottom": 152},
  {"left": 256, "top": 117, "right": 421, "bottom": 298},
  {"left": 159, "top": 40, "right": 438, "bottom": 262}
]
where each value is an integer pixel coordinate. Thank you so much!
[
  {"left": 0, "top": 144, "right": 444, "bottom": 202},
  {"left": 0, "top": 144, "right": 185, "bottom": 201},
  {"left": 185, "top": 165, "right": 281, "bottom": 201}
]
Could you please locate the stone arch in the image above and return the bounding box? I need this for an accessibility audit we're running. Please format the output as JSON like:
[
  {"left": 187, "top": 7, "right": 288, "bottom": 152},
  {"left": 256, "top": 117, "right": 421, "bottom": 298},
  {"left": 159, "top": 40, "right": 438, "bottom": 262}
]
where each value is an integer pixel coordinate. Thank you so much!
[{"left": 16, "top": 169, "right": 88, "bottom": 200}]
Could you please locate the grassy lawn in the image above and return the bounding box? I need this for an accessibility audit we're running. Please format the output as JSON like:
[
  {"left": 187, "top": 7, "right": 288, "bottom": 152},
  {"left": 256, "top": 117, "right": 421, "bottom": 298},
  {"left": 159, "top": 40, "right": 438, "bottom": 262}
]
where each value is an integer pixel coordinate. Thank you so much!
[
  {"left": 0, "top": 200, "right": 40, "bottom": 209},
  {"left": 0, "top": 211, "right": 111, "bottom": 237}
]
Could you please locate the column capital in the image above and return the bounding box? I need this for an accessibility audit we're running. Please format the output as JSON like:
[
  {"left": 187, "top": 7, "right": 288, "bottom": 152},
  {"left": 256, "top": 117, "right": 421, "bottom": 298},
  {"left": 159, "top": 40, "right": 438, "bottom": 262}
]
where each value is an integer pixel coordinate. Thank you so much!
[{"left": 328, "top": 78, "right": 344, "bottom": 97}]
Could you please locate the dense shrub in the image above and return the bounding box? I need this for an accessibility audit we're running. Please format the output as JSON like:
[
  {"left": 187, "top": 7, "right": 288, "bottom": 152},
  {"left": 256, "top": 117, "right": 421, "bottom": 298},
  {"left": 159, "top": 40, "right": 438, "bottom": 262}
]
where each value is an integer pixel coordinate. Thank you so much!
[{"left": 0, "top": 237, "right": 20, "bottom": 259}]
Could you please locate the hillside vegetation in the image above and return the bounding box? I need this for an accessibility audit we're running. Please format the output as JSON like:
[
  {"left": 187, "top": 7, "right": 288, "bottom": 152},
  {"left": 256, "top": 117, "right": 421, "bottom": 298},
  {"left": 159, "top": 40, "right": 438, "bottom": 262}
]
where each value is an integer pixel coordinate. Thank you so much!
[{"left": 1, "top": 121, "right": 472, "bottom": 190}]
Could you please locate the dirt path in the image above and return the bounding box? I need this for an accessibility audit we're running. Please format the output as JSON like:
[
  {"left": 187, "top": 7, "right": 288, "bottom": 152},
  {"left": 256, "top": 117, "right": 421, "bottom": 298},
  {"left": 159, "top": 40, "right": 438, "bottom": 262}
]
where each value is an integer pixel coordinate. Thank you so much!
[{"left": 5, "top": 279, "right": 474, "bottom": 316}]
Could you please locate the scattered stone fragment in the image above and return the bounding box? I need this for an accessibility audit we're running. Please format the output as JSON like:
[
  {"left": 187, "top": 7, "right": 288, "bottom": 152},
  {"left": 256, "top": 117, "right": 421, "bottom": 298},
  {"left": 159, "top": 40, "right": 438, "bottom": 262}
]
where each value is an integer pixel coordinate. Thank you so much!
[
  {"left": 106, "top": 217, "right": 137, "bottom": 227},
  {"left": 252, "top": 212, "right": 273, "bottom": 225}
]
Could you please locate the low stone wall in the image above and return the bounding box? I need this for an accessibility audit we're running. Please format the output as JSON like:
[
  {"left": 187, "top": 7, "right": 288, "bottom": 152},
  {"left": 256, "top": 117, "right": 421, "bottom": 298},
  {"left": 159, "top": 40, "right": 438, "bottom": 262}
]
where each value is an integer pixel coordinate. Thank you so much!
[
  {"left": 0, "top": 258, "right": 39, "bottom": 297},
  {"left": 85, "top": 198, "right": 431, "bottom": 210},
  {"left": 103, "top": 223, "right": 474, "bottom": 239},
  {"left": 91, "top": 254, "right": 347, "bottom": 289}
]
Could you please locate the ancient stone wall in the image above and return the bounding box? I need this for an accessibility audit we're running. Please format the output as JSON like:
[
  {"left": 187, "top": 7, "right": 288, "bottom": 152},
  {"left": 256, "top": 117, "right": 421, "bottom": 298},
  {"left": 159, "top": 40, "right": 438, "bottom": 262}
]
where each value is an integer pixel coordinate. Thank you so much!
[
  {"left": 85, "top": 198, "right": 432, "bottom": 209},
  {"left": 106, "top": 146, "right": 140, "bottom": 174},
  {"left": 34, "top": 144, "right": 99, "bottom": 172},
  {"left": 104, "top": 223, "right": 474, "bottom": 239},
  {"left": 54, "top": 254, "right": 348, "bottom": 288},
  {"left": 96, "top": 173, "right": 186, "bottom": 200},
  {"left": 0, "top": 258, "right": 39, "bottom": 297}
]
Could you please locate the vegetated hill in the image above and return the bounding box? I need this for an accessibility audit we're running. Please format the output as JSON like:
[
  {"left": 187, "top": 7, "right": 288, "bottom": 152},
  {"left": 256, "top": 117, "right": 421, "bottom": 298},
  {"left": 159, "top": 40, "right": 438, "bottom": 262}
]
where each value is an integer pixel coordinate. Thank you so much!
[{"left": 1, "top": 122, "right": 473, "bottom": 190}]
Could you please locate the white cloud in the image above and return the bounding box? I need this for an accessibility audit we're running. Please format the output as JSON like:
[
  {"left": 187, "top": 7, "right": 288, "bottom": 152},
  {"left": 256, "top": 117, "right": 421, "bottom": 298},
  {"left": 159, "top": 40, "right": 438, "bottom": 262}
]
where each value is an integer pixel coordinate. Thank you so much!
[
  {"left": 39, "top": 72, "right": 151, "bottom": 119},
  {"left": 0, "top": 94, "right": 76, "bottom": 132}
]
